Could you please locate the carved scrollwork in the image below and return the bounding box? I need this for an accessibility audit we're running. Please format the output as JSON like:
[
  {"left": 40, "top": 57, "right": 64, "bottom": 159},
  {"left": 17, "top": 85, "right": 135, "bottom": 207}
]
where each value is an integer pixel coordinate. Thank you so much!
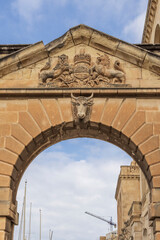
[{"left": 39, "top": 49, "right": 128, "bottom": 88}]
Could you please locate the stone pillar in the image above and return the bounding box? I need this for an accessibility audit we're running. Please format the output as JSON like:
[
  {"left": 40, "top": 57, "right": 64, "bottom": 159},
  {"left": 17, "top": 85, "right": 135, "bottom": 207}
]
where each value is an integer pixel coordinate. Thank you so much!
[
  {"left": 153, "top": 218, "right": 160, "bottom": 240},
  {"left": 0, "top": 187, "right": 18, "bottom": 240},
  {"left": 129, "top": 201, "right": 142, "bottom": 240},
  {"left": 149, "top": 188, "right": 160, "bottom": 240}
]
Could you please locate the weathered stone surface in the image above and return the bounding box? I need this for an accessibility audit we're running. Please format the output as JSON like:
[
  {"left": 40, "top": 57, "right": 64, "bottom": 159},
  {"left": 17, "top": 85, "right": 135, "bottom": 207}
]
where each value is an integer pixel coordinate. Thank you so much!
[
  {"left": 0, "top": 217, "right": 11, "bottom": 232},
  {"left": 122, "top": 111, "right": 145, "bottom": 137},
  {"left": 0, "top": 162, "right": 14, "bottom": 176},
  {"left": 41, "top": 99, "right": 62, "bottom": 125},
  {"left": 131, "top": 123, "right": 153, "bottom": 145},
  {"left": 139, "top": 136, "right": 159, "bottom": 155},
  {"left": 101, "top": 99, "right": 123, "bottom": 126},
  {"left": 58, "top": 98, "right": 73, "bottom": 122},
  {"left": 0, "top": 124, "right": 11, "bottom": 136},
  {"left": 19, "top": 112, "right": 41, "bottom": 138},
  {"left": 1, "top": 24, "right": 160, "bottom": 240},
  {"left": 5, "top": 137, "right": 24, "bottom": 155},
  {"left": 28, "top": 100, "right": 51, "bottom": 131},
  {"left": 152, "top": 176, "right": 160, "bottom": 188},
  {"left": 150, "top": 163, "right": 160, "bottom": 177},
  {"left": 11, "top": 124, "right": 32, "bottom": 145},
  {"left": 146, "top": 150, "right": 160, "bottom": 166},
  {"left": 0, "top": 112, "right": 18, "bottom": 124},
  {"left": 0, "top": 149, "right": 18, "bottom": 165},
  {"left": 90, "top": 98, "right": 106, "bottom": 123}
]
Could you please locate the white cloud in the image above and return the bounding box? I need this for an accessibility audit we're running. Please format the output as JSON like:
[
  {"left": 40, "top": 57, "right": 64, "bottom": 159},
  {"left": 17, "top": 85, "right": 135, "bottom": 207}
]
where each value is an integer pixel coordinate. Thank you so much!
[
  {"left": 14, "top": 139, "right": 131, "bottom": 240},
  {"left": 122, "top": 11, "right": 146, "bottom": 43},
  {"left": 12, "top": 0, "right": 44, "bottom": 23}
]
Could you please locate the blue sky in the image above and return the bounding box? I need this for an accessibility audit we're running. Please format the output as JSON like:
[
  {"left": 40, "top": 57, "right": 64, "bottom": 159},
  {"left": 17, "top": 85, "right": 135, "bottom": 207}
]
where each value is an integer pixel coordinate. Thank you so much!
[
  {"left": 4, "top": 0, "right": 149, "bottom": 239},
  {"left": 15, "top": 139, "right": 131, "bottom": 240},
  {"left": 1, "top": 0, "right": 148, "bottom": 44}
]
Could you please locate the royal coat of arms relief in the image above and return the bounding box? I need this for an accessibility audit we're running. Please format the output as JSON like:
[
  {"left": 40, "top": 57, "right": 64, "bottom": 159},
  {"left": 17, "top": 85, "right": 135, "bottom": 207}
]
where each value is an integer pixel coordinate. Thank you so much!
[{"left": 39, "top": 49, "right": 128, "bottom": 88}]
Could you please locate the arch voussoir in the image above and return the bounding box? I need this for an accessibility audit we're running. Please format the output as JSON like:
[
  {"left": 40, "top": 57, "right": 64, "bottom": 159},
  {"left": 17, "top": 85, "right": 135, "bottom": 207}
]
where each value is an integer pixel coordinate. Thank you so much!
[
  {"left": 112, "top": 98, "right": 136, "bottom": 131},
  {"left": 28, "top": 99, "right": 51, "bottom": 131}
]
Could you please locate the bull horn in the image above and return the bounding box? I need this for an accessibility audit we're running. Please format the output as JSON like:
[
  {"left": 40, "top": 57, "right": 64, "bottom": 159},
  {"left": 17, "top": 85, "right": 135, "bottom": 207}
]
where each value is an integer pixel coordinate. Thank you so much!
[
  {"left": 86, "top": 93, "right": 94, "bottom": 100},
  {"left": 71, "top": 93, "right": 78, "bottom": 100}
]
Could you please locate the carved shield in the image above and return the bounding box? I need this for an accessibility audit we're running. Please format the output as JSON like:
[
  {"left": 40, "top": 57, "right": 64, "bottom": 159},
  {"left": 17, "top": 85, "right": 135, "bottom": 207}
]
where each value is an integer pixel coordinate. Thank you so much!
[{"left": 74, "top": 63, "right": 90, "bottom": 80}]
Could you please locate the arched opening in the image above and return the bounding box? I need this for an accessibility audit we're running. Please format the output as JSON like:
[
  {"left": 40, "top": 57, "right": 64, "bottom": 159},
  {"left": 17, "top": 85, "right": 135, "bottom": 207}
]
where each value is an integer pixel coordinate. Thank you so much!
[
  {"left": 154, "top": 24, "right": 160, "bottom": 43},
  {"left": 11, "top": 122, "right": 153, "bottom": 240},
  {"left": 14, "top": 138, "right": 132, "bottom": 240}
]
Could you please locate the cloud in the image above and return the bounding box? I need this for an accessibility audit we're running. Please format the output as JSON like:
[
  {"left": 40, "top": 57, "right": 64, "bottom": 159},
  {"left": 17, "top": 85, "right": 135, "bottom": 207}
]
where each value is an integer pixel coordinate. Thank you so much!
[
  {"left": 122, "top": 11, "right": 146, "bottom": 43},
  {"left": 14, "top": 139, "right": 131, "bottom": 240},
  {"left": 12, "top": 0, "right": 44, "bottom": 24}
]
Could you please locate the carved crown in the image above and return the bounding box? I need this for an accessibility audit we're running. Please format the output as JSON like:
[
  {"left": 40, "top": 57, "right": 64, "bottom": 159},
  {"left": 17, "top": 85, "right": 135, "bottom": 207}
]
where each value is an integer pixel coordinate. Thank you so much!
[{"left": 74, "top": 49, "right": 91, "bottom": 65}]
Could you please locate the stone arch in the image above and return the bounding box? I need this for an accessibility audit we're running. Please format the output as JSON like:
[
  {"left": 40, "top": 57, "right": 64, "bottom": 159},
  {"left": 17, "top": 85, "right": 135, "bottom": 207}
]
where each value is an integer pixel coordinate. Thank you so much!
[
  {"left": 0, "top": 94, "right": 160, "bottom": 239},
  {"left": 154, "top": 24, "right": 160, "bottom": 43}
]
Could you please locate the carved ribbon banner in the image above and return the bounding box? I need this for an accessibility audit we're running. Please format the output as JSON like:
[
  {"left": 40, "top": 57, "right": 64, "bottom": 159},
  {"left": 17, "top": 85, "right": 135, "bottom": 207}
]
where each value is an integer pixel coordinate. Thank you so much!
[{"left": 39, "top": 49, "right": 128, "bottom": 88}]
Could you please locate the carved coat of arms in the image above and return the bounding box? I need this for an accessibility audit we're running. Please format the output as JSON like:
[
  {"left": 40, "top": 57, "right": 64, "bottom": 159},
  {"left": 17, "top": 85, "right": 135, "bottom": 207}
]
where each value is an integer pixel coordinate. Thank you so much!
[{"left": 39, "top": 49, "right": 127, "bottom": 88}]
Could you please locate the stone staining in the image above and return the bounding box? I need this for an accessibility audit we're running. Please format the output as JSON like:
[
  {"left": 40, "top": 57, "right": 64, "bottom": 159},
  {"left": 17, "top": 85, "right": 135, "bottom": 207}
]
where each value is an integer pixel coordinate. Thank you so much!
[
  {"left": 71, "top": 93, "right": 94, "bottom": 128},
  {"left": 39, "top": 49, "right": 127, "bottom": 88}
]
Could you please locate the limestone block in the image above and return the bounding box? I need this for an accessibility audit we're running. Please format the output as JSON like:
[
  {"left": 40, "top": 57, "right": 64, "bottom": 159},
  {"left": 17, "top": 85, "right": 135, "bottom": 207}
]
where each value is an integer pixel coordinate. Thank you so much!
[
  {"left": 150, "top": 163, "right": 160, "bottom": 176},
  {"left": 5, "top": 137, "right": 24, "bottom": 155},
  {"left": 11, "top": 124, "right": 32, "bottom": 145},
  {"left": 116, "top": 42, "right": 146, "bottom": 67},
  {"left": 90, "top": 30, "right": 120, "bottom": 55},
  {"left": 46, "top": 31, "right": 74, "bottom": 55},
  {"left": 0, "top": 124, "right": 10, "bottom": 137},
  {"left": 101, "top": 98, "right": 123, "bottom": 126},
  {"left": 122, "top": 111, "right": 145, "bottom": 137},
  {"left": 149, "top": 203, "right": 160, "bottom": 219},
  {"left": 152, "top": 176, "right": 160, "bottom": 188},
  {"left": 152, "top": 189, "right": 160, "bottom": 202},
  {"left": 0, "top": 137, "right": 5, "bottom": 148},
  {"left": 137, "top": 99, "right": 160, "bottom": 111},
  {"left": 58, "top": 98, "right": 73, "bottom": 122},
  {"left": 90, "top": 98, "right": 106, "bottom": 123},
  {"left": 70, "top": 25, "right": 93, "bottom": 45},
  {"left": 147, "top": 111, "right": 160, "bottom": 122},
  {"left": 19, "top": 112, "right": 41, "bottom": 138},
  {"left": 0, "top": 232, "right": 10, "bottom": 239},
  {"left": 6, "top": 101, "right": 27, "bottom": 112},
  {"left": 41, "top": 99, "right": 62, "bottom": 126},
  {"left": 155, "top": 232, "right": 160, "bottom": 240},
  {"left": 28, "top": 100, "right": 51, "bottom": 131},
  {"left": 0, "top": 188, "right": 12, "bottom": 201},
  {"left": 146, "top": 149, "right": 160, "bottom": 166},
  {"left": 0, "top": 217, "right": 11, "bottom": 232},
  {"left": 16, "top": 41, "right": 45, "bottom": 61},
  {"left": 0, "top": 112, "right": 18, "bottom": 124},
  {"left": 0, "top": 149, "right": 18, "bottom": 165},
  {"left": 131, "top": 123, "right": 153, "bottom": 145},
  {"left": 154, "top": 123, "right": 160, "bottom": 135},
  {"left": 0, "top": 162, "right": 13, "bottom": 178},
  {"left": 153, "top": 218, "right": 160, "bottom": 232},
  {"left": 139, "top": 136, "right": 159, "bottom": 155},
  {"left": 112, "top": 99, "right": 136, "bottom": 131}
]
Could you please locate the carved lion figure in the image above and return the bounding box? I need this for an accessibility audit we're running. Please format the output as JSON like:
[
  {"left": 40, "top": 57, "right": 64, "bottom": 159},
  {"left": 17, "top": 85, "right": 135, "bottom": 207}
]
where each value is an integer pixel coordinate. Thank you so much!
[
  {"left": 90, "top": 54, "right": 126, "bottom": 84},
  {"left": 39, "top": 54, "right": 72, "bottom": 84}
]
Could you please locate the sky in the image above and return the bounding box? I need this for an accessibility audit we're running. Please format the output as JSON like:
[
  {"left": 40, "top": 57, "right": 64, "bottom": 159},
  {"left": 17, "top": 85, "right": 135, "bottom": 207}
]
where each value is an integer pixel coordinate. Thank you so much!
[
  {"left": 14, "top": 139, "right": 131, "bottom": 240},
  {"left": 1, "top": 0, "right": 148, "bottom": 45},
  {"left": 1, "top": 0, "right": 148, "bottom": 239}
]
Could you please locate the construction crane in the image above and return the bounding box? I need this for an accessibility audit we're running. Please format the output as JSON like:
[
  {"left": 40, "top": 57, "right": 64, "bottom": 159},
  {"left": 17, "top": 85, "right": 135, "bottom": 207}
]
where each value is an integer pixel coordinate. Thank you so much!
[{"left": 85, "top": 211, "right": 116, "bottom": 232}]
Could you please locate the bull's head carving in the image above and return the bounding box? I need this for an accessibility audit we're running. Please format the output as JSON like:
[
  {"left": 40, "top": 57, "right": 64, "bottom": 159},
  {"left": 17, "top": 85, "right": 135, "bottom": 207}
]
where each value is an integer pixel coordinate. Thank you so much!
[{"left": 71, "top": 93, "right": 94, "bottom": 125}]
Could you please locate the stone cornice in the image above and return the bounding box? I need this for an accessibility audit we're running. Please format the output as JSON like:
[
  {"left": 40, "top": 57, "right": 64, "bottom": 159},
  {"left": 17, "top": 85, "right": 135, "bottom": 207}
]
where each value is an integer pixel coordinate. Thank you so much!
[
  {"left": 0, "top": 88, "right": 160, "bottom": 98},
  {"left": 2, "top": 25, "right": 160, "bottom": 78},
  {"left": 142, "top": 0, "right": 158, "bottom": 43}
]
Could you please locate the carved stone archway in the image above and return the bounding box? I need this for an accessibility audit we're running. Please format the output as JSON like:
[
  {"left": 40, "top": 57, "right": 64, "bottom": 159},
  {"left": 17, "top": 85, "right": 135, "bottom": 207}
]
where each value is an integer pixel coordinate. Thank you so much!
[{"left": 1, "top": 25, "right": 160, "bottom": 239}]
